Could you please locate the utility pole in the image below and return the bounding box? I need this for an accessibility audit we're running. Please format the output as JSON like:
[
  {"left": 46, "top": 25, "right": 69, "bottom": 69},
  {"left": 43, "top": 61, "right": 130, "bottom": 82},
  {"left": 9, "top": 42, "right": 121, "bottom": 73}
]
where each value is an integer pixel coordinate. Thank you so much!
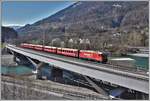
[{"left": 42, "top": 30, "right": 46, "bottom": 50}]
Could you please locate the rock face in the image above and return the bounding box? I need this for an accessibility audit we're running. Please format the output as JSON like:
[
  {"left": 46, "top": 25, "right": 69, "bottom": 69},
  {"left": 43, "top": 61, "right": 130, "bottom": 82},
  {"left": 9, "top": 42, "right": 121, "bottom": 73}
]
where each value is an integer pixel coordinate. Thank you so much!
[
  {"left": 1, "top": 76, "right": 109, "bottom": 100},
  {"left": 2, "top": 26, "right": 18, "bottom": 42},
  {"left": 17, "top": 1, "right": 149, "bottom": 48}
]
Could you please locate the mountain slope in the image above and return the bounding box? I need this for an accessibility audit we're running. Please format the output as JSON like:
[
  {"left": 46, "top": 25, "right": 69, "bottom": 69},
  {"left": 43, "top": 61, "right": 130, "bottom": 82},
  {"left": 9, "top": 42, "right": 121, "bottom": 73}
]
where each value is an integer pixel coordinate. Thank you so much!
[
  {"left": 17, "top": 1, "right": 149, "bottom": 49},
  {"left": 2, "top": 26, "right": 18, "bottom": 42}
]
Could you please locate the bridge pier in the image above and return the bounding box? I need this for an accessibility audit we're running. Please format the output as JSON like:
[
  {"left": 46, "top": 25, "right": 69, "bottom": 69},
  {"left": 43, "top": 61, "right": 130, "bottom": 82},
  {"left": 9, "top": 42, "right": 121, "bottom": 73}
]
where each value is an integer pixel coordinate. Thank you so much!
[
  {"left": 9, "top": 50, "right": 16, "bottom": 61},
  {"left": 8, "top": 50, "right": 18, "bottom": 65},
  {"left": 142, "top": 93, "right": 149, "bottom": 100},
  {"left": 26, "top": 57, "right": 46, "bottom": 79},
  {"left": 26, "top": 57, "right": 63, "bottom": 81},
  {"left": 36, "top": 62, "right": 45, "bottom": 79},
  {"left": 136, "top": 92, "right": 149, "bottom": 100},
  {"left": 51, "top": 67, "right": 63, "bottom": 83},
  {"left": 13, "top": 54, "right": 17, "bottom": 62}
]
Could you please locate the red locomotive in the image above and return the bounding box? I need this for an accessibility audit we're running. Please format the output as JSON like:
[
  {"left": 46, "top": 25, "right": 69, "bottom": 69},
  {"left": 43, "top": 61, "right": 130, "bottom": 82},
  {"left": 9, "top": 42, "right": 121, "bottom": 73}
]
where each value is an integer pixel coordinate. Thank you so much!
[{"left": 20, "top": 43, "right": 107, "bottom": 63}]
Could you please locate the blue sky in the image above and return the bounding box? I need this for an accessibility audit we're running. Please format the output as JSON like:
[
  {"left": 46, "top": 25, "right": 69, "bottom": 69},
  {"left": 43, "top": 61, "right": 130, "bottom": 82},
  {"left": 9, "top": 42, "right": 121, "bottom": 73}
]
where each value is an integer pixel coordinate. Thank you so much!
[{"left": 2, "top": 1, "right": 75, "bottom": 26}]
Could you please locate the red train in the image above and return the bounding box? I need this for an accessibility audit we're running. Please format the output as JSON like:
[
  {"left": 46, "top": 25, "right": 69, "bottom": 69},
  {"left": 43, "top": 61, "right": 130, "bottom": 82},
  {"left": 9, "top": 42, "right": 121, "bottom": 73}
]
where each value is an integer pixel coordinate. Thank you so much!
[{"left": 20, "top": 43, "right": 108, "bottom": 63}]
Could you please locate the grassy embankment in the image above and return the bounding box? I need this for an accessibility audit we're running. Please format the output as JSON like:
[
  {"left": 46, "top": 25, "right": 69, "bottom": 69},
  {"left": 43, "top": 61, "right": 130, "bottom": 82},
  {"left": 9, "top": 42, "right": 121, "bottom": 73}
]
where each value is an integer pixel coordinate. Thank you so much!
[{"left": 1, "top": 43, "right": 5, "bottom": 49}]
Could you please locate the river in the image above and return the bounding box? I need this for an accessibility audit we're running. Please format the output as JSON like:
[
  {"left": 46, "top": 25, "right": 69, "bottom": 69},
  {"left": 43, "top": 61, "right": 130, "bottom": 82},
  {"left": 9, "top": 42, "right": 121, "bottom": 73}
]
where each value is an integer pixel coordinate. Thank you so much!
[{"left": 1, "top": 54, "right": 148, "bottom": 75}]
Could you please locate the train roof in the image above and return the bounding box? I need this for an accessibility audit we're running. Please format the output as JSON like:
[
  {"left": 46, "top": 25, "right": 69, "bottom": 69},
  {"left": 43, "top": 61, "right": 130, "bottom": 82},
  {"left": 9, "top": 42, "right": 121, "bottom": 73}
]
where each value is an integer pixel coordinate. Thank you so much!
[
  {"left": 32, "top": 44, "right": 43, "bottom": 47},
  {"left": 21, "top": 43, "right": 29, "bottom": 45},
  {"left": 57, "top": 47, "right": 78, "bottom": 51},
  {"left": 80, "top": 50, "right": 103, "bottom": 54},
  {"left": 22, "top": 43, "right": 40, "bottom": 46},
  {"left": 44, "top": 46, "right": 57, "bottom": 48}
]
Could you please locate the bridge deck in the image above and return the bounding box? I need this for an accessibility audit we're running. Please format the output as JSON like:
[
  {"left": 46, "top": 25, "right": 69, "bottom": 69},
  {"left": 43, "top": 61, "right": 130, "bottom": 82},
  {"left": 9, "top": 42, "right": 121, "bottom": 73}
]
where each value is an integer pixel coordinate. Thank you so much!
[{"left": 6, "top": 44, "right": 149, "bottom": 94}]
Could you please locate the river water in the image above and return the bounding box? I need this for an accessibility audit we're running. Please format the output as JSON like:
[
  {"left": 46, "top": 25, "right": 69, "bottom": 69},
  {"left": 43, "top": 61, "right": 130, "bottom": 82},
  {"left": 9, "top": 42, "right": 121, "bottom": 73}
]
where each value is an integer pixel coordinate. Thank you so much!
[
  {"left": 1, "top": 65, "right": 32, "bottom": 75},
  {"left": 128, "top": 55, "right": 149, "bottom": 70},
  {"left": 110, "top": 55, "right": 149, "bottom": 70},
  {"left": 1, "top": 55, "right": 149, "bottom": 75}
]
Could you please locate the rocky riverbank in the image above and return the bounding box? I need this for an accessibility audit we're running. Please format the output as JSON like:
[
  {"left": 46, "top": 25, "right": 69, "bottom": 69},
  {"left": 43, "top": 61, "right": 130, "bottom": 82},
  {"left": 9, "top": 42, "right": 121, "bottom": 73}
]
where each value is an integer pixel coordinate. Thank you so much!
[
  {"left": 1, "top": 75, "right": 109, "bottom": 100},
  {"left": 1, "top": 54, "right": 18, "bottom": 67}
]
